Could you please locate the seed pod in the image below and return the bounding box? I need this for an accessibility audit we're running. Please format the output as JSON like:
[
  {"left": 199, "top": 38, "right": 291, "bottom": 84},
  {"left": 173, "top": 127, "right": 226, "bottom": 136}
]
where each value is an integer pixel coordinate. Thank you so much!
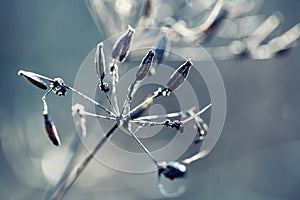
[
  {"left": 111, "top": 25, "right": 135, "bottom": 62},
  {"left": 162, "top": 162, "right": 186, "bottom": 180},
  {"left": 166, "top": 60, "right": 192, "bottom": 92},
  {"left": 18, "top": 70, "right": 48, "bottom": 90},
  {"left": 95, "top": 42, "right": 106, "bottom": 82},
  {"left": 142, "top": 0, "right": 155, "bottom": 18},
  {"left": 154, "top": 33, "right": 168, "bottom": 65},
  {"left": 136, "top": 50, "right": 155, "bottom": 81},
  {"left": 43, "top": 114, "right": 60, "bottom": 146}
]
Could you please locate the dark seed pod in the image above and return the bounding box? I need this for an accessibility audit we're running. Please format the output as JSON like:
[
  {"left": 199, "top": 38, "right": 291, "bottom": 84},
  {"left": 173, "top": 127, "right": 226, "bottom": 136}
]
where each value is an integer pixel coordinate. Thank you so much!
[
  {"left": 43, "top": 114, "right": 60, "bottom": 146},
  {"left": 111, "top": 25, "right": 135, "bottom": 62},
  {"left": 166, "top": 60, "right": 192, "bottom": 92},
  {"left": 95, "top": 42, "right": 106, "bottom": 82},
  {"left": 154, "top": 33, "right": 168, "bottom": 65},
  {"left": 162, "top": 162, "right": 186, "bottom": 180},
  {"left": 18, "top": 70, "right": 48, "bottom": 90},
  {"left": 136, "top": 50, "right": 155, "bottom": 81}
]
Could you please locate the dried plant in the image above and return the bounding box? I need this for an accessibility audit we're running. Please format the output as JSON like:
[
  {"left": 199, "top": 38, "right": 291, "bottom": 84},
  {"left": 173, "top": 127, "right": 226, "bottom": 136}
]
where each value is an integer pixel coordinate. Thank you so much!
[
  {"left": 17, "top": 0, "right": 300, "bottom": 199},
  {"left": 18, "top": 25, "right": 212, "bottom": 199}
]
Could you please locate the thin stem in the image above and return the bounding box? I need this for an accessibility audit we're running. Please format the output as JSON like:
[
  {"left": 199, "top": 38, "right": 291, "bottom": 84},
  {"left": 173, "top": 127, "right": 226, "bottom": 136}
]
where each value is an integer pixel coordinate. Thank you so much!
[
  {"left": 110, "top": 62, "right": 120, "bottom": 115},
  {"left": 66, "top": 85, "right": 116, "bottom": 117},
  {"left": 120, "top": 80, "right": 138, "bottom": 116},
  {"left": 129, "top": 119, "right": 165, "bottom": 127},
  {"left": 42, "top": 89, "right": 53, "bottom": 115},
  {"left": 181, "top": 103, "right": 212, "bottom": 124},
  {"left": 126, "top": 128, "right": 159, "bottom": 167},
  {"left": 104, "top": 92, "right": 118, "bottom": 114},
  {"left": 81, "top": 110, "right": 116, "bottom": 121},
  {"left": 134, "top": 107, "right": 194, "bottom": 121},
  {"left": 50, "top": 123, "right": 119, "bottom": 200},
  {"left": 181, "top": 150, "right": 209, "bottom": 165}
]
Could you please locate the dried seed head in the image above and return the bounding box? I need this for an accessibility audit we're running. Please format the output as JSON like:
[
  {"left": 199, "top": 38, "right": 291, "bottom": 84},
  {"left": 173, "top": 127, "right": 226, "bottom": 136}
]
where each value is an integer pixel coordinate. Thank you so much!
[
  {"left": 44, "top": 114, "right": 60, "bottom": 146},
  {"left": 111, "top": 25, "right": 135, "bottom": 62},
  {"left": 135, "top": 50, "right": 155, "bottom": 81},
  {"left": 161, "top": 162, "right": 187, "bottom": 180},
  {"left": 18, "top": 70, "right": 48, "bottom": 90},
  {"left": 166, "top": 60, "right": 192, "bottom": 92},
  {"left": 95, "top": 42, "right": 106, "bottom": 82}
]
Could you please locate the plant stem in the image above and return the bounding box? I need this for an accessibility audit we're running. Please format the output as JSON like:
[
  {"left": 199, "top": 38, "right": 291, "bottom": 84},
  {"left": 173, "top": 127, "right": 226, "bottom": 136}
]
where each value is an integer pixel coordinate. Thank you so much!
[
  {"left": 50, "top": 123, "right": 118, "bottom": 200},
  {"left": 66, "top": 85, "right": 116, "bottom": 117}
]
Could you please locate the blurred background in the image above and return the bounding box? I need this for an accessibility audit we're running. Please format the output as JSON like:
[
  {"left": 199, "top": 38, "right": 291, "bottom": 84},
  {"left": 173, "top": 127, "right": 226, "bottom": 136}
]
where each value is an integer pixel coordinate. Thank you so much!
[{"left": 0, "top": 0, "right": 300, "bottom": 199}]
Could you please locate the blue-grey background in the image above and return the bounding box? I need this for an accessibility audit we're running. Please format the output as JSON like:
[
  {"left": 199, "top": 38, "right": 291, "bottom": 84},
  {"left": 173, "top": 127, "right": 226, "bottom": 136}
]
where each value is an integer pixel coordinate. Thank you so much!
[{"left": 0, "top": 0, "right": 299, "bottom": 199}]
